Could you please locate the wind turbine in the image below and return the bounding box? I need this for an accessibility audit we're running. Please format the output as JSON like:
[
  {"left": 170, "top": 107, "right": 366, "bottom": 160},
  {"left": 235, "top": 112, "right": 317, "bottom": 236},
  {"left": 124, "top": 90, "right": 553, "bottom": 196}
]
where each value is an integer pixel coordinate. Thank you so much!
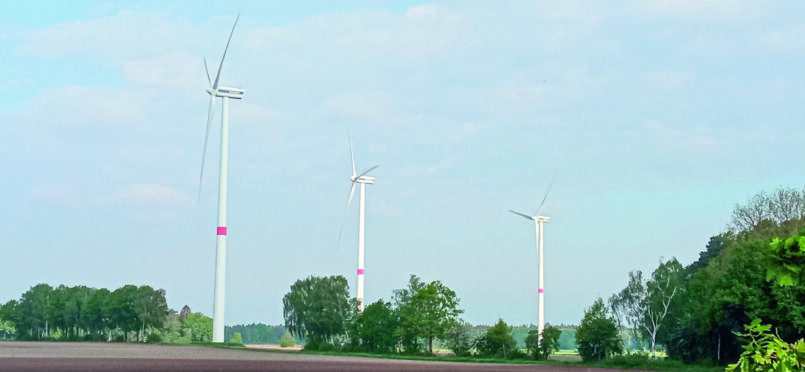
[
  {"left": 509, "top": 178, "right": 555, "bottom": 343},
  {"left": 338, "top": 138, "right": 378, "bottom": 313},
  {"left": 198, "top": 14, "right": 244, "bottom": 343}
]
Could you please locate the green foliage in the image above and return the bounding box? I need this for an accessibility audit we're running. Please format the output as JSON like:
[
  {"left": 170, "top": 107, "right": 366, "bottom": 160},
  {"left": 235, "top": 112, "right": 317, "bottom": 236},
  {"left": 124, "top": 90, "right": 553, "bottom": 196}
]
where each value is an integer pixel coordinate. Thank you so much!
[
  {"left": 395, "top": 276, "right": 463, "bottom": 354},
  {"left": 282, "top": 275, "right": 356, "bottom": 345},
  {"left": 225, "top": 323, "right": 287, "bottom": 344},
  {"left": 442, "top": 321, "right": 474, "bottom": 357},
  {"left": 525, "top": 329, "right": 540, "bottom": 359},
  {"left": 183, "top": 312, "right": 213, "bottom": 343},
  {"left": 229, "top": 332, "right": 242, "bottom": 344},
  {"left": 146, "top": 331, "right": 163, "bottom": 344},
  {"left": 474, "top": 319, "right": 518, "bottom": 359},
  {"left": 350, "top": 300, "right": 399, "bottom": 353},
  {"left": 528, "top": 326, "right": 561, "bottom": 360},
  {"left": 764, "top": 229, "right": 805, "bottom": 287},
  {"left": 607, "top": 352, "right": 650, "bottom": 367},
  {"left": 392, "top": 275, "right": 426, "bottom": 354},
  {"left": 727, "top": 319, "right": 805, "bottom": 372},
  {"left": 279, "top": 331, "right": 296, "bottom": 347},
  {"left": 0, "top": 300, "right": 18, "bottom": 339},
  {"left": 576, "top": 298, "right": 623, "bottom": 361}
]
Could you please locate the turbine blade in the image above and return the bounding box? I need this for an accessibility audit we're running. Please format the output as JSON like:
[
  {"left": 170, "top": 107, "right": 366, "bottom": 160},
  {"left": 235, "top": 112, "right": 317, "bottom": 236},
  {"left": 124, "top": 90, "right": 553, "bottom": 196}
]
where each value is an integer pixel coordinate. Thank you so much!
[
  {"left": 212, "top": 14, "right": 240, "bottom": 90},
  {"left": 349, "top": 136, "right": 357, "bottom": 178},
  {"left": 358, "top": 165, "right": 379, "bottom": 178},
  {"left": 203, "top": 57, "right": 212, "bottom": 86},
  {"left": 198, "top": 94, "right": 216, "bottom": 199},
  {"left": 347, "top": 182, "right": 356, "bottom": 211},
  {"left": 509, "top": 209, "right": 534, "bottom": 220},
  {"left": 535, "top": 172, "right": 558, "bottom": 216},
  {"left": 337, "top": 182, "right": 358, "bottom": 249}
]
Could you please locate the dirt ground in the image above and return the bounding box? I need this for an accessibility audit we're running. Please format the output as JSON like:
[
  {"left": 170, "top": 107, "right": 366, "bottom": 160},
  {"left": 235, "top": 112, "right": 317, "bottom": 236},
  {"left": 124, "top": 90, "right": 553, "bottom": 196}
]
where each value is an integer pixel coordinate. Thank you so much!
[{"left": 0, "top": 341, "right": 646, "bottom": 371}]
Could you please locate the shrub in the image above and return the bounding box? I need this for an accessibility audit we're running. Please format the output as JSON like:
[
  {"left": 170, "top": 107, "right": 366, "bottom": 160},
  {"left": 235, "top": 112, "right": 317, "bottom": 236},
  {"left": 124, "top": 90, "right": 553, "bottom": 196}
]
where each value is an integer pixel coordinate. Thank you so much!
[
  {"left": 279, "top": 331, "right": 296, "bottom": 347},
  {"left": 576, "top": 298, "right": 623, "bottom": 361},
  {"left": 146, "top": 332, "right": 163, "bottom": 344},
  {"left": 229, "top": 332, "right": 242, "bottom": 344},
  {"left": 608, "top": 352, "right": 650, "bottom": 367}
]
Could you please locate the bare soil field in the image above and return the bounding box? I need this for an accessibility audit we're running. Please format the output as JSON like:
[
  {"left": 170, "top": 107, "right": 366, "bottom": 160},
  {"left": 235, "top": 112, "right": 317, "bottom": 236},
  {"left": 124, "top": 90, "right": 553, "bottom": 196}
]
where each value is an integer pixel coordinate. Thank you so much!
[{"left": 0, "top": 341, "right": 644, "bottom": 371}]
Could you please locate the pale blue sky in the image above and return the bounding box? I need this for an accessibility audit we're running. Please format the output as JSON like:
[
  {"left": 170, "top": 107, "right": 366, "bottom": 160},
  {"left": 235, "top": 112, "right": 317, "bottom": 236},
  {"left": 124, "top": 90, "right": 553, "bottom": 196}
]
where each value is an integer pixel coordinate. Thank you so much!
[{"left": 2, "top": 1, "right": 804, "bottom": 327}]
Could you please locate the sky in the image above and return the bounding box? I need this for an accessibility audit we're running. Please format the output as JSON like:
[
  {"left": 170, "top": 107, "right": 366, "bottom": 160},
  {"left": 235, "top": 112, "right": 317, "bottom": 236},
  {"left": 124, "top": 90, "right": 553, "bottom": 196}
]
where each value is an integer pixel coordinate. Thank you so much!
[{"left": 2, "top": 1, "right": 805, "bottom": 327}]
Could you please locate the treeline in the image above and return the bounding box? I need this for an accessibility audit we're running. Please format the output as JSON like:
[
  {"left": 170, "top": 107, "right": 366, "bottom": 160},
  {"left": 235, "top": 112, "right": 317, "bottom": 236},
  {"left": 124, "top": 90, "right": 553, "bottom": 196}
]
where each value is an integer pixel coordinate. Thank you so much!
[
  {"left": 224, "top": 323, "right": 288, "bottom": 344},
  {"left": 586, "top": 186, "right": 805, "bottom": 365},
  {"left": 282, "top": 274, "right": 564, "bottom": 360},
  {"left": 0, "top": 284, "right": 214, "bottom": 344}
]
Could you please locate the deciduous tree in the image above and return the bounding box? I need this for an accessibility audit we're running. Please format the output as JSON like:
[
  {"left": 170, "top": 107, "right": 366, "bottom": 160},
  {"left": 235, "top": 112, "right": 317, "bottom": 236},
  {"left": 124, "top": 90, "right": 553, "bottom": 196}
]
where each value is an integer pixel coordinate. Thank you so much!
[
  {"left": 282, "top": 275, "right": 356, "bottom": 346},
  {"left": 576, "top": 298, "right": 622, "bottom": 361}
]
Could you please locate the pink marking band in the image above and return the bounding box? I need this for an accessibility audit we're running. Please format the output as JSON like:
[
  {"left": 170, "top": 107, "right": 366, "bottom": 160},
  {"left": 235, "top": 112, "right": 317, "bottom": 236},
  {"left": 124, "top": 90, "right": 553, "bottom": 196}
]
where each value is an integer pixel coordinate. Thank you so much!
[
  {"left": 217, "top": 226, "right": 227, "bottom": 236},
  {"left": 357, "top": 269, "right": 365, "bottom": 275},
  {"left": 538, "top": 289, "right": 544, "bottom": 294}
]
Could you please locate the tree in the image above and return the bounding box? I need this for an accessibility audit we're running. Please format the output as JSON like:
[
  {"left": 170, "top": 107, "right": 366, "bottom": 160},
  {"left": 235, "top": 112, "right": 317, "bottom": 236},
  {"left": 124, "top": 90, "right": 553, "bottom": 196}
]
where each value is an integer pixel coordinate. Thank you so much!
[
  {"left": 393, "top": 275, "right": 426, "bottom": 353},
  {"left": 526, "top": 325, "right": 561, "bottom": 360},
  {"left": 0, "top": 300, "right": 18, "bottom": 339},
  {"left": 350, "top": 300, "right": 399, "bottom": 353},
  {"left": 282, "top": 275, "right": 356, "bottom": 346},
  {"left": 576, "top": 298, "right": 622, "bottom": 361},
  {"left": 83, "top": 288, "right": 110, "bottom": 340},
  {"left": 442, "top": 321, "right": 473, "bottom": 357},
  {"left": 109, "top": 285, "right": 138, "bottom": 341},
  {"left": 476, "top": 319, "right": 517, "bottom": 358},
  {"left": 133, "top": 285, "right": 168, "bottom": 342},
  {"left": 609, "top": 270, "right": 647, "bottom": 350},
  {"left": 609, "top": 258, "right": 684, "bottom": 358},
  {"left": 183, "top": 312, "right": 212, "bottom": 342},
  {"left": 731, "top": 187, "right": 805, "bottom": 234},
  {"left": 642, "top": 258, "right": 685, "bottom": 358},
  {"left": 396, "top": 278, "right": 463, "bottom": 353},
  {"left": 179, "top": 305, "right": 191, "bottom": 321},
  {"left": 17, "top": 284, "right": 54, "bottom": 339}
]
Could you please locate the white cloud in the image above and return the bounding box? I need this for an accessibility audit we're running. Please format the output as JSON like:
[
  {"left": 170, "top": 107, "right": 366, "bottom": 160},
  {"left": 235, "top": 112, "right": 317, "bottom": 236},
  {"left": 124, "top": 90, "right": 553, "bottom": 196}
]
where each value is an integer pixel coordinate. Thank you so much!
[{"left": 101, "top": 183, "right": 192, "bottom": 209}]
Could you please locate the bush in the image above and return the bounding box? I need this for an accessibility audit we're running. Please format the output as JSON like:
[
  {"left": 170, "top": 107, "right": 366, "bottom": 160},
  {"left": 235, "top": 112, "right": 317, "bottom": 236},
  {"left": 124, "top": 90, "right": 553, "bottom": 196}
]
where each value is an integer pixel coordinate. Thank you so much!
[
  {"left": 576, "top": 298, "right": 623, "bottom": 361},
  {"left": 146, "top": 332, "right": 163, "bottom": 344},
  {"left": 607, "top": 352, "right": 650, "bottom": 367},
  {"left": 229, "top": 332, "right": 242, "bottom": 344},
  {"left": 279, "top": 331, "right": 296, "bottom": 347}
]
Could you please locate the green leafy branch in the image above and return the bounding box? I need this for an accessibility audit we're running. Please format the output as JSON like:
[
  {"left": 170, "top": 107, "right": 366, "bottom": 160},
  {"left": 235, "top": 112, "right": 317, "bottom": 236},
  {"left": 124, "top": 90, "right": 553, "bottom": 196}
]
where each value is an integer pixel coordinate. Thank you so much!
[{"left": 726, "top": 319, "right": 805, "bottom": 372}]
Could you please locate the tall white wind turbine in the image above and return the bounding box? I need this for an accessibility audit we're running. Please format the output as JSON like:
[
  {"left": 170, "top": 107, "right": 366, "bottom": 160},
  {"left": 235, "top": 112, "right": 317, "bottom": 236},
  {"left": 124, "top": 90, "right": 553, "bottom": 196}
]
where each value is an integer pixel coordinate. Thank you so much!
[
  {"left": 509, "top": 179, "right": 555, "bottom": 343},
  {"left": 198, "top": 15, "right": 244, "bottom": 343},
  {"left": 338, "top": 138, "right": 378, "bottom": 313}
]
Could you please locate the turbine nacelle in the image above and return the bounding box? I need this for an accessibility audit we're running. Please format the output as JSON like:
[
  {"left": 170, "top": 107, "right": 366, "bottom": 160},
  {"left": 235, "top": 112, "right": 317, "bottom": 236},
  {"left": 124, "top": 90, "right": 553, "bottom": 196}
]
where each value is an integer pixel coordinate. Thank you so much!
[
  {"left": 535, "top": 215, "right": 551, "bottom": 223},
  {"left": 351, "top": 175, "right": 376, "bottom": 184},
  {"left": 207, "top": 86, "right": 245, "bottom": 100}
]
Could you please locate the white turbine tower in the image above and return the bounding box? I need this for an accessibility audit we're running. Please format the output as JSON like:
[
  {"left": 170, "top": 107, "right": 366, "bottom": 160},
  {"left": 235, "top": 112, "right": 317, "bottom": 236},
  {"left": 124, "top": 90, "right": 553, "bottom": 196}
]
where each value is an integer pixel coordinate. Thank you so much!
[
  {"left": 338, "top": 138, "right": 378, "bottom": 313},
  {"left": 509, "top": 179, "right": 554, "bottom": 342},
  {"left": 198, "top": 15, "right": 244, "bottom": 343}
]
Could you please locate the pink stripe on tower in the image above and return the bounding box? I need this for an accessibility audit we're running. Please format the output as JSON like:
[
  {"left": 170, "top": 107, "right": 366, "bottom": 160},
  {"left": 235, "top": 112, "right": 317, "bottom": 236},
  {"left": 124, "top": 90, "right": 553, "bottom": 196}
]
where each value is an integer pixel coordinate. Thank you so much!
[
  {"left": 357, "top": 269, "right": 365, "bottom": 275},
  {"left": 538, "top": 289, "right": 544, "bottom": 294},
  {"left": 217, "top": 226, "right": 227, "bottom": 236}
]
